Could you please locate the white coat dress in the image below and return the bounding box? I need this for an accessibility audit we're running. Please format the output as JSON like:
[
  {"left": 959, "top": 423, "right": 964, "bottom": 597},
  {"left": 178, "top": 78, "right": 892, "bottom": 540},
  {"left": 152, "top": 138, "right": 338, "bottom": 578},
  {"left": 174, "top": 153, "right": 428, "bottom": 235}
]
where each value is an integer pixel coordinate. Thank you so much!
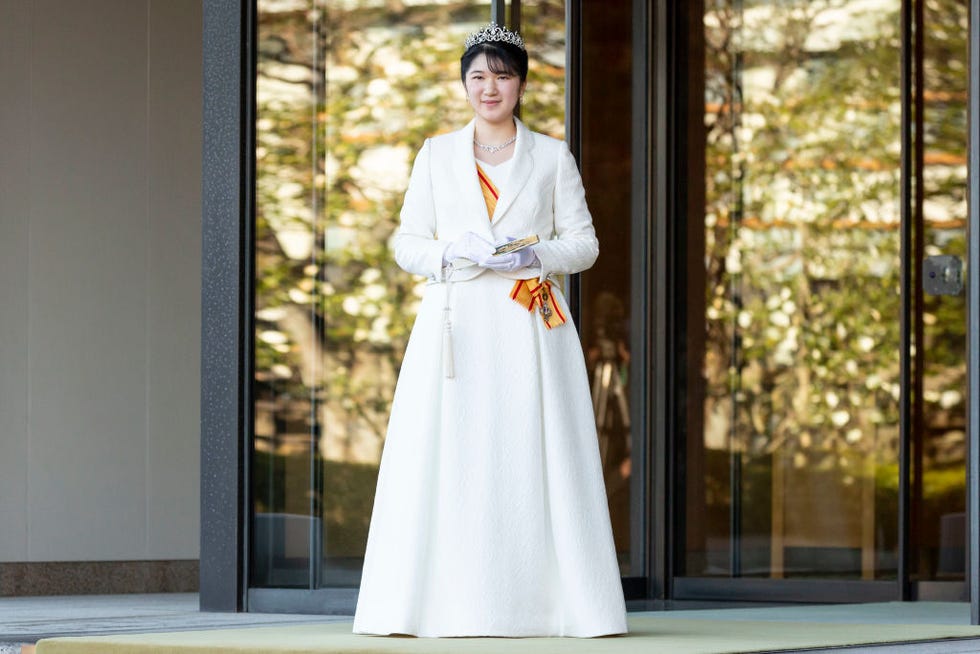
[{"left": 352, "top": 117, "right": 628, "bottom": 638}]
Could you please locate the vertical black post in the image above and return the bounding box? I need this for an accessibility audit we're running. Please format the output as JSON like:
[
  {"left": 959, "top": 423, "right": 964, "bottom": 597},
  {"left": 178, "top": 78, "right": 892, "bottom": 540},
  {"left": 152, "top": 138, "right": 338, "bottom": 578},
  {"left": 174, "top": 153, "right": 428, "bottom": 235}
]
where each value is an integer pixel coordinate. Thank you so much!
[
  {"left": 509, "top": 0, "right": 521, "bottom": 35},
  {"left": 201, "top": 0, "right": 255, "bottom": 612},
  {"left": 897, "top": 0, "right": 914, "bottom": 603},
  {"left": 968, "top": 0, "right": 980, "bottom": 627},
  {"left": 910, "top": 0, "right": 926, "bottom": 597},
  {"left": 644, "top": 0, "right": 669, "bottom": 599},
  {"left": 491, "top": 0, "right": 505, "bottom": 25},
  {"left": 564, "top": 0, "right": 582, "bottom": 321}
]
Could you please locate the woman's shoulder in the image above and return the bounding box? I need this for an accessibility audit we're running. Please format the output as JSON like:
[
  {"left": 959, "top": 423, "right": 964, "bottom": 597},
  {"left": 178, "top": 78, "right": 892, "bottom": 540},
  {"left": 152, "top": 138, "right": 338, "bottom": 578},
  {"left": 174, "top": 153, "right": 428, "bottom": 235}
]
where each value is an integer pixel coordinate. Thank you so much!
[
  {"left": 523, "top": 127, "right": 570, "bottom": 158},
  {"left": 423, "top": 126, "right": 468, "bottom": 156},
  {"left": 527, "top": 128, "right": 563, "bottom": 146},
  {"left": 429, "top": 122, "right": 473, "bottom": 143}
]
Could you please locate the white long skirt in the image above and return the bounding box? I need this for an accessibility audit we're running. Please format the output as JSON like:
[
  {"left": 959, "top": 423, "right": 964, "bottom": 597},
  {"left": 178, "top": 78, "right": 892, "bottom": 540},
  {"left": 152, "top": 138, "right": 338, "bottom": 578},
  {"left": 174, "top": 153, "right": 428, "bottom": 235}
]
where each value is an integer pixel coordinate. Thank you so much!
[{"left": 352, "top": 273, "right": 627, "bottom": 638}]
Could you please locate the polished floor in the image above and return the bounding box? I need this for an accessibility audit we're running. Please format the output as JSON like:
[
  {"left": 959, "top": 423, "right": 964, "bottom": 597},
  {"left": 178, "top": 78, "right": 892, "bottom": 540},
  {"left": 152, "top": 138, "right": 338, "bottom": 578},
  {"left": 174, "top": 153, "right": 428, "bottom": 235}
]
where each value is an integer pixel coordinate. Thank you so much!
[
  {"left": 0, "top": 594, "right": 340, "bottom": 645},
  {"left": 4, "top": 594, "right": 980, "bottom": 653}
]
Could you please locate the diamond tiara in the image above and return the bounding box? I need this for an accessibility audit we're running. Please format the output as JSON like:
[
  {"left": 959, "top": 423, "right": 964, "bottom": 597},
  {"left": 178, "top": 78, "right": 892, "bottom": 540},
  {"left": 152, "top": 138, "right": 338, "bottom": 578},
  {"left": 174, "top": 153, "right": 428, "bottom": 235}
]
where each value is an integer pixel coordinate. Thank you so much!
[{"left": 464, "top": 22, "right": 526, "bottom": 52}]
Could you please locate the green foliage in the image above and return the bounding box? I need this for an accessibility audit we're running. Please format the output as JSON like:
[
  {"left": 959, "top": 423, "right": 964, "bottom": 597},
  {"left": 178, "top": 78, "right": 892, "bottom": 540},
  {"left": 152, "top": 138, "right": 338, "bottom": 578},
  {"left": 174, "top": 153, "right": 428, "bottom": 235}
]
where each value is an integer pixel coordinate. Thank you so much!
[
  {"left": 704, "top": 0, "right": 966, "bottom": 457},
  {"left": 249, "top": 1, "right": 569, "bottom": 570},
  {"left": 700, "top": 0, "right": 968, "bottom": 574}
]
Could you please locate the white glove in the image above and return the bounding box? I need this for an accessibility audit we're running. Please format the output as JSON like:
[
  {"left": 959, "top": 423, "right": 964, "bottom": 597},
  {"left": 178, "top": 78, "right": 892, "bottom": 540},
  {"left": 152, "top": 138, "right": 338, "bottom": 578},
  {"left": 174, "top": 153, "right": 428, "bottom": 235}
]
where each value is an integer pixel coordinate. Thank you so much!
[
  {"left": 443, "top": 232, "right": 495, "bottom": 266},
  {"left": 480, "top": 237, "right": 539, "bottom": 272}
]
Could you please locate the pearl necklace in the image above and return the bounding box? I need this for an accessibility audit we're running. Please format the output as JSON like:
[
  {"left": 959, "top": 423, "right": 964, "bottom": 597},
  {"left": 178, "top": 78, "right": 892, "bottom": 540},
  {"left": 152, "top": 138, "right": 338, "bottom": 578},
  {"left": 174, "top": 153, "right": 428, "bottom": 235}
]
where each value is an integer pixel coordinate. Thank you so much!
[{"left": 473, "top": 134, "right": 517, "bottom": 154}]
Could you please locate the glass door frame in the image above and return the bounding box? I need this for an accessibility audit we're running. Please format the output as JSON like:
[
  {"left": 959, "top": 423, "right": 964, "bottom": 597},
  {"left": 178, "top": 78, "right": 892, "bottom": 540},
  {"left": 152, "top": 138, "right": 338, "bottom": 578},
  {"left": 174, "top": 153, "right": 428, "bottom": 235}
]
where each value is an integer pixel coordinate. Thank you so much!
[
  {"left": 968, "top": 0, "right": 980, "bottom": 626},
  {"left": 200, "top": 0, "right": 255, "bottom": 613},
  {"left": 200, "top": 0, "right": 657, "bottom": 614},
  {"left": 199, "top": 0, "right": 978, "bottom": 615},
  {"left": 564, "top": 0, "right": 653, "bottom": 598},
  {"left": 647, "top": 0, "right": 980, "bottom": 609}
]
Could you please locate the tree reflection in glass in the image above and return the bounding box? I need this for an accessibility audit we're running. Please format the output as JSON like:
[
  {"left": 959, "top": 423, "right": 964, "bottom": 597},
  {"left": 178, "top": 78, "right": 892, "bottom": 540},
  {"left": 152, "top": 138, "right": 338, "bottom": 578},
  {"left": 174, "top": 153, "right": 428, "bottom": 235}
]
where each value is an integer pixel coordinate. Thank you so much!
[
  {"left": 695, "top": 0, "right": 907, "bottom": 579},
  {"left": 251, "top": 1, "right": 499, "bottom": 588},
  {"left": 691, "top": 0, "right": 969, "bottom": 582}
]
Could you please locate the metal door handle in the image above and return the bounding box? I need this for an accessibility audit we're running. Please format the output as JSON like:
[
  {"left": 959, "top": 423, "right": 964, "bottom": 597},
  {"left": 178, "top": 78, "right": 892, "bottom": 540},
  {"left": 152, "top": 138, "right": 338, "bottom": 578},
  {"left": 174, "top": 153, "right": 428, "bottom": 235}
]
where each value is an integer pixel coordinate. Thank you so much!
[{"left": 923, "top": 255, "right": 964, "bottom": 296}]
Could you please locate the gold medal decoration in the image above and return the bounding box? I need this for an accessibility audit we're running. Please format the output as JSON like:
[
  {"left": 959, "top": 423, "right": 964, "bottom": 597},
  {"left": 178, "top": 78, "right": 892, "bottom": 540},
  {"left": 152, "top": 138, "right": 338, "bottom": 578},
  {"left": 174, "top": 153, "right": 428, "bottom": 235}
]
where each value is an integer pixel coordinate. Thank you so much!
[{"left": 509, "top": 279, "right": 566, "bottom": 329}]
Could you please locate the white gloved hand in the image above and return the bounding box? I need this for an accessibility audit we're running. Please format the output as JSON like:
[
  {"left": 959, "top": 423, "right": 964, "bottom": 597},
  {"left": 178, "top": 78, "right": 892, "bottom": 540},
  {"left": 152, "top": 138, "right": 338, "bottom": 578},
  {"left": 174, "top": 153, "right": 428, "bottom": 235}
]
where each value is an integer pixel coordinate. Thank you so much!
[
  {"left": 480, "top": 237, "right": 539, "bottom": 272},
  {"left": 443, "top": 232, "right": 495, "bottom": 266}
]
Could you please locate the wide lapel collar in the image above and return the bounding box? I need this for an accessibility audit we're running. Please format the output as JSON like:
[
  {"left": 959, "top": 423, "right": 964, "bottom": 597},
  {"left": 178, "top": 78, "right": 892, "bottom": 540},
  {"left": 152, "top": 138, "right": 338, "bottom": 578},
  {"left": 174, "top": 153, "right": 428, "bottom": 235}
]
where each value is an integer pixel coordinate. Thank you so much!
[
  {"left": 452, "top": 119, "right": 495, "bottom": 237},
  {"left": 489, "top": 117, "right": 533, "bottom": 224}
]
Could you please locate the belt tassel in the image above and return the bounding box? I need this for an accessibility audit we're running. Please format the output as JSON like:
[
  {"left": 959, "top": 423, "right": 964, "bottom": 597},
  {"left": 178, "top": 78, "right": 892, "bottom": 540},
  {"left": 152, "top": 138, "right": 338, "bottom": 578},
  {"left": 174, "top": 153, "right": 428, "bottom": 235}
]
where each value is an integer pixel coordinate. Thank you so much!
[{"left": 443, "top": 282, "right": 454, "bottom": 378}]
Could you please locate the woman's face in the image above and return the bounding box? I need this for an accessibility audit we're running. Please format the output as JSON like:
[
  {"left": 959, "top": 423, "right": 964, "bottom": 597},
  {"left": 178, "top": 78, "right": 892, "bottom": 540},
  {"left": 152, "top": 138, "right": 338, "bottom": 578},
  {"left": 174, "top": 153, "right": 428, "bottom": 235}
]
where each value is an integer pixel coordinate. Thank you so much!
[{"left": 463, "top": 53, "right": 525, "bottom": 126}]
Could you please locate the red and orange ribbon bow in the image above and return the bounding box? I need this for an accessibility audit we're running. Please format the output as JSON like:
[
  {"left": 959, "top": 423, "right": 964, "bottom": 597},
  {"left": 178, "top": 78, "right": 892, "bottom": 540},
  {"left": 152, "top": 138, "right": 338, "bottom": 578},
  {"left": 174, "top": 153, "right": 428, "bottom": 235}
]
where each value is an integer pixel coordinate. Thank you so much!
[{"left": 510, "top": 279, "right": 567, "bottom": 329}]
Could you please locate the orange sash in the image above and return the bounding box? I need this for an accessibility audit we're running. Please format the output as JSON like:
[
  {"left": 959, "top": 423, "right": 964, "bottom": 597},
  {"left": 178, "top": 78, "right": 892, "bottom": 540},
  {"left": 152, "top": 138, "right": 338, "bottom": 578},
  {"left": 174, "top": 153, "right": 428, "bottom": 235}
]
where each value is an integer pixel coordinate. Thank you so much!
[
  {"left": 476, "top": 163, "right": 566, "bottom": 329},
  {"left": 476, "top": 163, "right": 499, "bottom": 219}
]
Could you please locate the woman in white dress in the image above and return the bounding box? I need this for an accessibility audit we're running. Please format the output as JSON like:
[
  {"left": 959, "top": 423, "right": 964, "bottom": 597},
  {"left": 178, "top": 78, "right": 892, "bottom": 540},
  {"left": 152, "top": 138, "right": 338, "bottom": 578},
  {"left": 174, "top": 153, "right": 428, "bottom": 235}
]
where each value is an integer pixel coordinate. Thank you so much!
[{"left": 352, "top": 22, "right": 628, "bottom": 638}]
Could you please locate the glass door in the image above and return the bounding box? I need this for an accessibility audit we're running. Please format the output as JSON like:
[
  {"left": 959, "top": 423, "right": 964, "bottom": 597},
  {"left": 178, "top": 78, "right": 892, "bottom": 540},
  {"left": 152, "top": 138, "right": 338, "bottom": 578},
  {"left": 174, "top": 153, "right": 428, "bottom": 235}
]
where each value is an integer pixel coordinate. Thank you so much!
[
  {"left": 575, "top": 0, "right": 641, "bottom": 580},
  {"left": 675, "top": 0, "right": 969, "bottom": 599},
  {"left": 250, "top": 0, "right": 496, "bottom": 594},
  {"left": 912, "top": 0, "right": 969, "bottom": 591},
  {"left": 248, "top": 0, "right": 647, "bottom": 605}
]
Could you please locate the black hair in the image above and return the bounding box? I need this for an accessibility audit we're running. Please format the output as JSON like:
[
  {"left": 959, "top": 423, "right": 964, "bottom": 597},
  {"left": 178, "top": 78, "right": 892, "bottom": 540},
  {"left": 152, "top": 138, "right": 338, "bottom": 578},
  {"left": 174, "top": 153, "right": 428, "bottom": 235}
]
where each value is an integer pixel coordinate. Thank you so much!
[{"left": 460, "top": 41, "right": 529, "bottom": 84}]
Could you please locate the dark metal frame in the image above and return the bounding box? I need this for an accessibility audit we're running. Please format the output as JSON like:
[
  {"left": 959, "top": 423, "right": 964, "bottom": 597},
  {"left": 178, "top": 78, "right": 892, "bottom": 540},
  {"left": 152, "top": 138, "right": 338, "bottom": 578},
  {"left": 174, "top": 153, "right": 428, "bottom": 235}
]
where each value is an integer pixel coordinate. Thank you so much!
[
  {"left": 200, "top": 0, "right": 256, "bottom": 612},
  {"left": 897, "top": 0, "right": 928, "bottom": 604},
  {"left": 644, "top": 0, "right": 672, "bottom": 601},
  {"left": 562, "top": 0, "right": 580, "bottom": 177},
  {"left": 631, "top": 0, "right": 658, "bottom": 596},
  {"left": 490, "top": 0, "right": 505, "bottom": 25},
  {"left": 896, "top": 0, "right": 913, "bottom": 604},
  {"left": 662, "top": 0, "right": 978, "bottom": 605},
  {"left": 969, "top": 0, "right": 980, "bottom": 627},
  {"left": 674, "top": 578, "right": 897, "bottom": 604}
]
